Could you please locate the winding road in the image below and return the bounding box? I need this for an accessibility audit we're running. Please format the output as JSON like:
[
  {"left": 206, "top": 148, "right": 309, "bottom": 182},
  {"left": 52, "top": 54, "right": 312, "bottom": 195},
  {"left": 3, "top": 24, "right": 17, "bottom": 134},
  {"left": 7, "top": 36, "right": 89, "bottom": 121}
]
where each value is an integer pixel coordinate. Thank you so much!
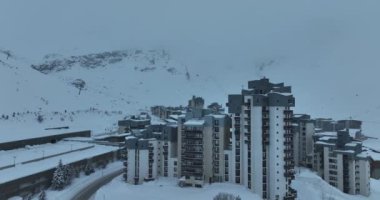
[{"left": 71, "top": 168, "right": 123, "bottom": 200}]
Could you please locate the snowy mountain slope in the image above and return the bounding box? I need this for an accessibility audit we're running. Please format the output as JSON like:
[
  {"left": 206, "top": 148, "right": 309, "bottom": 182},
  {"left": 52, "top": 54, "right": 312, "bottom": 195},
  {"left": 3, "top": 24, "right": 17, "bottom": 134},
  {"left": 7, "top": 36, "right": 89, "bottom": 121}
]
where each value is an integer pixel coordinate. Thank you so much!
[
  {"left": 293, "top": 168, "right": 380, "bottom": 200},
  {"left": 1, "top": 0, "right": 380, "bottom": 137}
]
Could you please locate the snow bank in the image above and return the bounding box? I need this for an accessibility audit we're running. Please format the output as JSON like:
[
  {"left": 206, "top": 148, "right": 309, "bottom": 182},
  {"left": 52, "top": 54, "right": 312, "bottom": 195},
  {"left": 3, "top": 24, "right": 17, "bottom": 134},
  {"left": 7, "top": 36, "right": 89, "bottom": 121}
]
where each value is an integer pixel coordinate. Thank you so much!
[{"left": 94, "top": 176, "right": 261, "bottom": 200}]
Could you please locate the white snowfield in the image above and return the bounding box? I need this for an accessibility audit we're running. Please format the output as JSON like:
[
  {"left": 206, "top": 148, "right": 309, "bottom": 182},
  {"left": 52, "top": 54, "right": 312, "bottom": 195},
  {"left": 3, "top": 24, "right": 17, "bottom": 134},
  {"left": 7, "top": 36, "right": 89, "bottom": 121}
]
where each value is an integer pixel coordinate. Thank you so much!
[
  {"left": 90, "top": 168, "right": 380, "bottom": 200},
  {"left": 293, "top": 168, "right": 380, "bottom": 200},
  {"left": 93, "top": 176, "right": 261, "bottom": 200},
  {"left": 0, "top": 141, "right": 118, "bottom": 184}
]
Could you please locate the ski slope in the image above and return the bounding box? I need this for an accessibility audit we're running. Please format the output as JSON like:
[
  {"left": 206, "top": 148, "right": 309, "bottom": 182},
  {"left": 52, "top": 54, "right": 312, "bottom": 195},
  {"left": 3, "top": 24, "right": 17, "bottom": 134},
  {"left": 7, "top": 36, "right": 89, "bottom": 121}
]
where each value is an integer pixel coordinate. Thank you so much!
[{"left": 1, "top": 0, "right": 380, "bottom": 138}]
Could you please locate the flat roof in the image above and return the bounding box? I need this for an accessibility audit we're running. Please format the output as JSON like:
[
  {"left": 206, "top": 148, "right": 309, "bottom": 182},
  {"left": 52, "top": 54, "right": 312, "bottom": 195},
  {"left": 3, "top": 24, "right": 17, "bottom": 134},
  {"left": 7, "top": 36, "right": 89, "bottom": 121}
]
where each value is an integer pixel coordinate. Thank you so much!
[
  {"left": 0, "top": 141, "right": 118, "bottom": 184},
  {"left": 184, "top": 119, "right": 205, "bottom": 126},
  {"left": 0, "top": 128, "right": 87, "bottom": 144}
]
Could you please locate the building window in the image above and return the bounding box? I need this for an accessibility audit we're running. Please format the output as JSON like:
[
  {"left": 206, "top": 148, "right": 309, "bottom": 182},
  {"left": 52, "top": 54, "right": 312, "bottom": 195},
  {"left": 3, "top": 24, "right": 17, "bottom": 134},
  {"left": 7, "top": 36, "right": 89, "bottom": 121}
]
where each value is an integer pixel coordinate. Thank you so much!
[{"left": 214, "top": 120, "right": 219, "bottom": 126}]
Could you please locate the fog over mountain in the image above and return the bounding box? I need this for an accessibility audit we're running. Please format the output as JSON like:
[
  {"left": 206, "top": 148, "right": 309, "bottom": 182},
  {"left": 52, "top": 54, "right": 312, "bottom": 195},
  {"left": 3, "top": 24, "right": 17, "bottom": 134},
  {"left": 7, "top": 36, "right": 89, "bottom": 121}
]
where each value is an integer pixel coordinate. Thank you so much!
[{"left": 1, "top": 0, "right": 379, "bottom": 135}]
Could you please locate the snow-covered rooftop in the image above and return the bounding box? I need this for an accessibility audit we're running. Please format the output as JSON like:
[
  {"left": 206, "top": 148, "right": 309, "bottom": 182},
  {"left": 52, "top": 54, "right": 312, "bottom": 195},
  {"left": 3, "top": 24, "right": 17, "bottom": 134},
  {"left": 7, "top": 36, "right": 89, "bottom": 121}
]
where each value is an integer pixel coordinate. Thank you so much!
[
  {"left": 315, "top": 141, "right": 334, "bottom": 146},
  {"left": 315, "top": 132, "right": 337, "bottom": 137},
  {"left": 169, "top": 114, "right": 180, "bottom": 120},
  {"left": 211, "top": 114, "right": 225, "bottom": 119},
  {"left": 345, "top": 142, "right": 361, "bottom": 147},
  {"left": 165, "top": 119, "right": 178, "bottom": 124},
  {"left": 125, "top": 135, "right": 136, "bottom": 140},
  {"left": 184, "top": 119, "right": 205, "bottom": 126},
  {"left": 334, "top": 150, "right": 355, "bottom": 154},
  {"left": 0, "top": 128, "right": 87, "bottom": 144},
  {"left": 151, "top": 116, "right": 167, "bottom": 125},
  {"left": 0, "top": 141, "right": 118, "bottom": 184},
  {"left": 318, "top": 136, "right": 335, "bottom": 141}
]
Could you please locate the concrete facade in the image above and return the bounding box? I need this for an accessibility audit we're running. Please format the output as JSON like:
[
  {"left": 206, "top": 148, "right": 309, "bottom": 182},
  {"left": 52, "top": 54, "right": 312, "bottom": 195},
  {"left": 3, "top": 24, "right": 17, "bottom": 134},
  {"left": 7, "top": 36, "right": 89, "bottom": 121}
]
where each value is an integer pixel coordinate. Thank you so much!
[
  {"left": 227, "top": 78, "right": 297, "bottom": 200},
  {"left": 177, "top": 104, "right": 230, "bottom": 187},
  {"left": 293, "top": 114, "right": 315, "bottom": 167},
  {"left": 313, "top": 130, "right": 371, "bottom": 196}
]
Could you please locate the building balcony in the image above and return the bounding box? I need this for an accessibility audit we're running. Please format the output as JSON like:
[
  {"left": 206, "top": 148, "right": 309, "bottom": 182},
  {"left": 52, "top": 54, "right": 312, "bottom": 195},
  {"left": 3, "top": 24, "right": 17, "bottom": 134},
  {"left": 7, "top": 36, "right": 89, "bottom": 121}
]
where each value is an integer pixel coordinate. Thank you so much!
[
  {"left": 284, "top": 125, "right": 293, "bottom": 131},
  {"left": 123, "top": 161, "right": 128, "bottom": 167},
  {"left": 263, "top": 137, "right": 270, "bottom": 145},
  {"left": 284, "top": 187, "right": 297, "bottom": 200},
  {"left": 284, "top": 133, "right": 293, "bottom": 138},
  {"left": 284, "top": 155, "right": 294, "bottom": 162},
  {"left": 284, "top": 110, "right": 293, "bottom": 115},
  {"left": 262, "top": 123, "right": 270, "bottom": 128},
  {"left": 284, "top": 171, "right": 295, "bottom": 179},
  {"left": 183, "top": 135, "right": 203, "bottom": 140},
  {"left": 284, "top": 148, "right": 293, "bottom": 154},
  {"left": 183, "top": 150, "right": 203, "bottom": 155},
  {"left": 284, "top": 164, "right": 294, "bottom": 170},
  {"left": 244, "top": 103, "right": 251, "bottom": 109}
]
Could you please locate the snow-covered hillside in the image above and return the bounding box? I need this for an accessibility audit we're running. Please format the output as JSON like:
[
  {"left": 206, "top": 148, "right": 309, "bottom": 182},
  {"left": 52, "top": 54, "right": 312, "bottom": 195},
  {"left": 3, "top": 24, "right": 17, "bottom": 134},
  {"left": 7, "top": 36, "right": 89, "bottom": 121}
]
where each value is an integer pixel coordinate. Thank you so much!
[
  {"left": 1, "top": 0, "right": 380, "bottom": 137},
  {"left": 293, "top": 168, "right": 380, "bottom": 200},
  {"left": 91, "top": 168, "right": 380, "bottom": 200}
]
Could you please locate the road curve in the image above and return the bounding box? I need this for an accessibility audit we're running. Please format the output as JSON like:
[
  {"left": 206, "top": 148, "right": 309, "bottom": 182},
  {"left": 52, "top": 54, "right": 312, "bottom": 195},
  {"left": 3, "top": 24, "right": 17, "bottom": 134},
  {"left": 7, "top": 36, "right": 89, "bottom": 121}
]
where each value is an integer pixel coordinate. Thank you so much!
[{"left": 71, "top": 169, "right": 123, "bottom": 200}]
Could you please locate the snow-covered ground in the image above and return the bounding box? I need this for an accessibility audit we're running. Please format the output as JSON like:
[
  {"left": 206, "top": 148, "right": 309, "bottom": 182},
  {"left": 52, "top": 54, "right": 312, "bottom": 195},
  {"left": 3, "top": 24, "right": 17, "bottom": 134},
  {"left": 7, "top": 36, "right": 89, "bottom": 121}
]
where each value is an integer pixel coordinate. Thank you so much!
[
  {"left": 37, "top": 161, "right": 123, "bottom": 200},
  {"left": 93, "top": 176, "right": 261, "bottom": 200},
  {"left": 0, "top": 141, "right": 118, "bottom": 184},
  {"left": 293, "top": 168, "right": 380, "bottom": 200},
  {"left": 91, "top": 168, "right": 380, "bottom": 200}
]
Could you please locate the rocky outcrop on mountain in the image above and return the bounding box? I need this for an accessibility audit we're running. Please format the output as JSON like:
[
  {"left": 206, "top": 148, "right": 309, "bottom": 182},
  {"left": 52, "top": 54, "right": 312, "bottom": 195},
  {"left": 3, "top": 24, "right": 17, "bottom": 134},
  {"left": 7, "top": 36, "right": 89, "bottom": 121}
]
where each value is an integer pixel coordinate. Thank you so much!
[{"left": 31, "top": 49, "right": 171, "bottom": 74}]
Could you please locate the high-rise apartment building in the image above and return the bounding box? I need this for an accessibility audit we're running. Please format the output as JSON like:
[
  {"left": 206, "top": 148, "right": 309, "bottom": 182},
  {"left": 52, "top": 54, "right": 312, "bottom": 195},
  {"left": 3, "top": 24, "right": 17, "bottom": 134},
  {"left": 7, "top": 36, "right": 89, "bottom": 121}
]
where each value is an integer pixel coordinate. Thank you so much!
[
  {"left": 313, "top": 130, "right": 371, "bottom": 196},
  {"left": 177, "top": 97, "right": 230, "bottom": 187},
  {"left": 227, "top": 78, "right": 297, "bottom": 200},
  {"left": 292, "top": 114, "right": 315, "bottom": 168}
]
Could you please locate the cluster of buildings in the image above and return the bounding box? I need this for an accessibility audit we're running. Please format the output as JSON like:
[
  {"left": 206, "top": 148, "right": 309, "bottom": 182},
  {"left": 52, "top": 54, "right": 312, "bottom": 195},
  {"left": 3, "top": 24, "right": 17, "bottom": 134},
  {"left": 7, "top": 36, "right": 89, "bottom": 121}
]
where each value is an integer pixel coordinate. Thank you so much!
[{"left": 120, "top": 78, "right": 374, "bottom": 200}]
